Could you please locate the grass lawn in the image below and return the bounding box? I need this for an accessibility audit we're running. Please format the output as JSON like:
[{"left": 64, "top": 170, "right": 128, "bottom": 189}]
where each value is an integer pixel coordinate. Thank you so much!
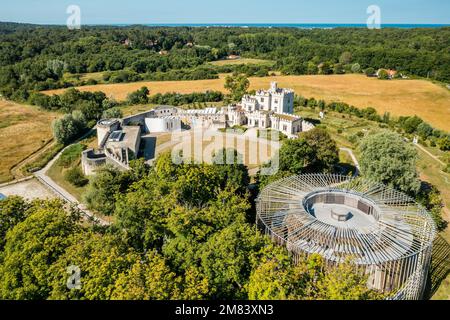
[
  {"left": 46, "top": 136, "right": 97, "bottom": 202},
  {"left": 46, "top": 160, "right": 87, "bottom": 202},
  {"left": 43, "top": 74, "right": 450, "bottom": 131},
  {"left": 208, "top": 58, "right": 276, "bottom": 66},
  {"left": 0, "top": 99, "right": 60, "bottom": 183}
]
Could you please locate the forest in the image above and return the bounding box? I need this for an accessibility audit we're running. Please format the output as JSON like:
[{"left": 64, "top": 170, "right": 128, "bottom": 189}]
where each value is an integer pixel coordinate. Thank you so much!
[{"left": 0, "top": 22, "right": 449, "bottom": 102}]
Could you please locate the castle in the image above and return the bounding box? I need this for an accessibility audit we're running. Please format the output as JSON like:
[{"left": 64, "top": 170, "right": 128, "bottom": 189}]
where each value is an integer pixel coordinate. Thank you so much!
[{"left": 82, "top": 83, "right": 314, "bottom": 175}]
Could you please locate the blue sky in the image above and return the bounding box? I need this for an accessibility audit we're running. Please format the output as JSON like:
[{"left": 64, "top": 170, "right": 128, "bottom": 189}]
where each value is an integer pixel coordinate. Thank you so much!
[{"left": 0, "top": 0, "right": 449, "bottom": 24}]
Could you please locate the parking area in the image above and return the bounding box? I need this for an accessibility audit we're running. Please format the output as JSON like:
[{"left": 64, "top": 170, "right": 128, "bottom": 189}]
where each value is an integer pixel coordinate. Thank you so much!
[{"left": 0, "top": 178, "right": 56, "bottom": 200}]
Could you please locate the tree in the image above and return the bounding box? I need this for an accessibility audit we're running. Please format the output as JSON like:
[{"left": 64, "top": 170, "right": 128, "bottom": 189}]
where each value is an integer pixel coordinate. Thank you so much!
[
  {"left": 52, "top": 112, "right": 86, "bottom": 145},
  {"left": 0, "top": 196, "right": 30, "bottom": 249},
  {"left": 317, "top": 259, "right": 385, "bottom": 300},
  {"left": 126, "top": 86, "right": 149, "bottom": 105},
  {"left": 0, "top": 200, "right": 80, "bottom": 299},
  {"left": 114, "top": 173, "right": 171, "bottom": 250},
  {"left": 416, "top": 122, "right": 433, "bottom": 140},
  {"left": 339, "top": 51, "right": 353, "bottom": 65},
  {"left": 224, "top": 73, "right": 249, "bottom": 101},
  {"left": 258, "top": 128, "right": 339, "bottom": 189},
  {"left": 278, "top": 128, "right": 338, "bottom": 174},
  {"left": 402, "top": 116, "right": 423, "bottom": 134},
  {"left": 247, "top": 245, "right": 303, "bottom": 300},
  {"left": 102, "top": 107, "right": 123, "bottom": 119},
  {"left": 278, "top": 138, "right": 316, "bottom": 174},
  {"left": 211, "top": 148, "right": 250, "bottom": 193},
  {"left": 197, "top": 223, "right": 267, "bottom": 299},
  {"left": 302, "top": 128, "right": 339, "bottom": 172},
  {"left": 359, "top": 131, "right": 420, "bottom": 194},
  {"left": 111, "top": 250, "right": 180, "bottom": 300},
  {"left": 82, "top": 165, "right": 129, "bottom": 215},
  {"left": 438, "top": 136, "right": 450, "bottom": 151},
  {"left": 48, "top": 233, "right": 140, "bottom": 300}
]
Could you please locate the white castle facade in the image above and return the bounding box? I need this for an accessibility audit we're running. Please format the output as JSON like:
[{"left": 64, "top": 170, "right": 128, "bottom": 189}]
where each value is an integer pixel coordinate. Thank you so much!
[{"left": 228, "top": 82, "right": 313, "bottom": 137}]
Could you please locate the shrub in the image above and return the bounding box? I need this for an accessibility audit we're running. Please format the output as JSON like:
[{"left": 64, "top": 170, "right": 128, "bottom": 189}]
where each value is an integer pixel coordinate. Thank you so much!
[{"left": 65, "top": 167, "right": 88, "bottom": 187}]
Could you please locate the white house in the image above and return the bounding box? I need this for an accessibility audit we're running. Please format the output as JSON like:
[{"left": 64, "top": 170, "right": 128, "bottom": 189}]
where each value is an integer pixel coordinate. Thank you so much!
[{"left": 145, "top": 116, "right": 181, "bottom": 133}]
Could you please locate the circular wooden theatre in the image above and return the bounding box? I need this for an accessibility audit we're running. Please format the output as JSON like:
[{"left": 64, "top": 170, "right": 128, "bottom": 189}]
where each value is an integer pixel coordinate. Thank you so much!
[{"left": 256, "top": 174, "right": 436, "bottom": 300}]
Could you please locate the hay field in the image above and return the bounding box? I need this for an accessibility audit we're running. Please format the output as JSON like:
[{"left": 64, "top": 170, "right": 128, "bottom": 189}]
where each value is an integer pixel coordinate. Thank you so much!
[
  {"left": 44, "top": 74, "right": 450, "bottom": 130},
  {"left": 0, "top": 100, "right": 59, "bottom": 182}
]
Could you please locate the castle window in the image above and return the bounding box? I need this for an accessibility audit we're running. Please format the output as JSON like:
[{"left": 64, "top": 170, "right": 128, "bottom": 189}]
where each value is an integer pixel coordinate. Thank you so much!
[
  {"left": 260, "top": 98, "right": 264, "bottom": 102},
  {"left": 283, "top": 125, "right": 288, "bottom": 131}
]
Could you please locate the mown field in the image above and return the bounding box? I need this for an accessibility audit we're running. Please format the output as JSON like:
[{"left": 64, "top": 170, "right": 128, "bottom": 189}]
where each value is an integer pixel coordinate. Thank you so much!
[
  {"left": 44, "top": 74, "right": 450, "bottom": 131},
  {"left": 0, "top": 100, "right": 59, "bottom": 183}
]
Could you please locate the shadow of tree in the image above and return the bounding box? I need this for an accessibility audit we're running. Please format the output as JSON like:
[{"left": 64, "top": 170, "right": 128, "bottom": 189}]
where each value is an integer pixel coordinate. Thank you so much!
[{"left": 424, "top": 234, "right": 450, "bottom": 299}]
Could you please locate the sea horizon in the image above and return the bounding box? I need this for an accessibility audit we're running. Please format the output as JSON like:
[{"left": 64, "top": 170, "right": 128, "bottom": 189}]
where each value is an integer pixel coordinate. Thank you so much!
[{"left": 1, "top": 21, "right": 449, "bottom": 29}]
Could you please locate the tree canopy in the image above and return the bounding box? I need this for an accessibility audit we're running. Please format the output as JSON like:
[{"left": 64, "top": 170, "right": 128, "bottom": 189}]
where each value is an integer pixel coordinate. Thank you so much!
[{"left": 359, "top": 131, "right": 420, "bottom": 194}]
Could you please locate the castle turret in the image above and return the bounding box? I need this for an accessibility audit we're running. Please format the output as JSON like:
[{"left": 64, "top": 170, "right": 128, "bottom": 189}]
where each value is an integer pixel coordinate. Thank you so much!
[
  {"left": 97, "top": 119, "right": 120, "bottom": 148},
  {"left": 270, "top": 82, "right": 278, "bottom": 92}
]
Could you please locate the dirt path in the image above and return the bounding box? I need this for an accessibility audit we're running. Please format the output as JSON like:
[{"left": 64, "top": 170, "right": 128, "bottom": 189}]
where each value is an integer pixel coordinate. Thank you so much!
[
  {"left": 339, "top": 147, "right": 361, "bottom": 177},
  {"left": 34, "top": 145, "right": 109, "bottom": 226},
  {"left": 415, "top": 143, "right": 446, "bottom": 166}
]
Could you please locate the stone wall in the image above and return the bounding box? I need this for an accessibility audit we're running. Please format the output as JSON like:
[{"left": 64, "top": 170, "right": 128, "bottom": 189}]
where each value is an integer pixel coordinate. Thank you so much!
[{"left": 81, "top": 149, "right": 107, "bottom": 176}]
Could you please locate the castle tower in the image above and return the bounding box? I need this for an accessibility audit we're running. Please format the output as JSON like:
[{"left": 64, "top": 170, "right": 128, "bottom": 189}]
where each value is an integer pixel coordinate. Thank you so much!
[
  {"left": 97, "top": 119, "right": 120, "bottom": 148},
  {"left": 270, "top": 82, "right": 278, "bottom": 92}
]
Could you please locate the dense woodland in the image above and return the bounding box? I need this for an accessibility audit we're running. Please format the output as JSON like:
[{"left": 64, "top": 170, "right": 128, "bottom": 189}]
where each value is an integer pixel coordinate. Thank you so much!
[{"left": 0, "top": 22, "right": 449, "bottom": 102}]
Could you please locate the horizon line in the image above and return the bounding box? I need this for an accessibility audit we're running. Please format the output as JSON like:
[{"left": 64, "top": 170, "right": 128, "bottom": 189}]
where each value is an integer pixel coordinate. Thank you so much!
[{"left": 1, "top": 21, "right": 449, "bottom": 27}]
